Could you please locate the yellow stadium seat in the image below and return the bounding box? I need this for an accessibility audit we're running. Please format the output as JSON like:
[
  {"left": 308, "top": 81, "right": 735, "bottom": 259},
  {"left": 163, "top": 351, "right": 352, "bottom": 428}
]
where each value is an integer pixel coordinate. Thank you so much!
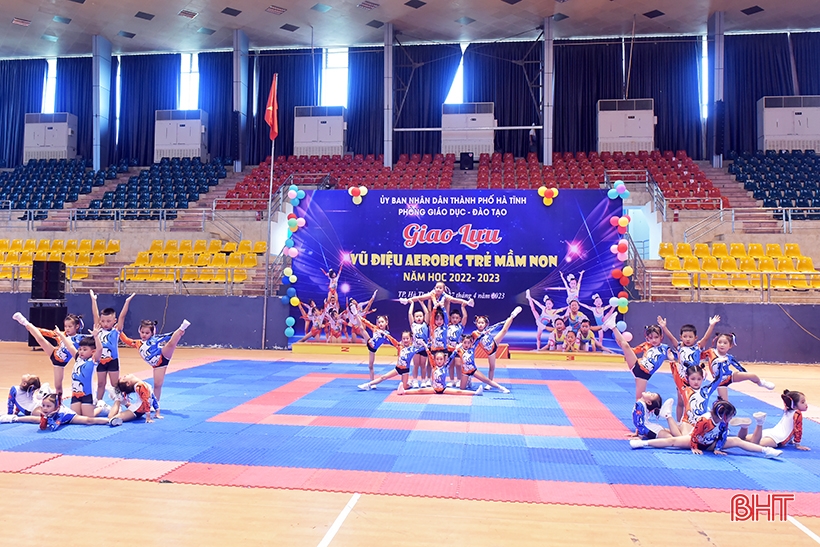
[
  {"left": 198, "top": 268, "right": 214, "bottom": 282},
  {"left": 663, "top": 257, "right": 681, "bottom": 271},
  {"left": 790, "top": 274, "right": 811, "bottom": 290},
  {"left": 180, "top": 253, "right": 195, "bottom": 267},
  {"left": 208, "top": 240, "right": 222, "bottom": 253},
  {"left": 164, "top": 240, "right": 179, "bottom": 254},
  {"left": 0, "top": 253, "right": 6, "bottom": 265},
  {"left": 212, "top": 268, "right": 227, "bottom": 283},
  {"left": 92, "top": 240, "right": 106, "bottom": 253},
  {"left": 76, "top": 253, "right": 91, "bottom": 267},
  {"left": 777, "top": 258, "right": 796, "bottom": 273},
  {"left": 149, "top": 253, "right": 165, "bottom": 267},
  {"left": 694, "top": 243, "right": 711, "bottom": 259},
  {"left": 36, "top": 240, "right": 50, "bottom": 252},
  {"left": 90, "top": 253, "right": 105, "bottom": 266},
  {"left": 812, "top": 274, "right": 820, "bottom": 289},
  {"left": 196, "top": 254, "right": 212, "bottom": 267},
  {"left": 150, "top": 268, "right": 173, "bottom": 282},
  {"left": 738, "top": 257, "right": 758, "bottom": 272},
  {"left": 165, "top": 254, "right": 180, "bottom": 267},
  {"left": 675, "top": 243, "right": 693, "bottom": 257},
  {"left": 34, "top": 250, "right": 49, "bottom": 261},
  {"left": 211, "top": 254, "right": 227, "bottom": 268},
  {"left": 19, "top": 265, "right": 32, "bottom": 280},
  {"left": 758, "top": 256, "right": 777, "bottom": 273},
  {"left": 222, "top": 242, "right": 238, "bottom": 254},
  {"left": 765, "top": 243, "right": 783, "bottom": 259},
  {"left": 4, "top": 252, "right": 20, "bottom": 265},
  {"left": 51, "top": 240, "right": 65, "bottom": 253},
  {"left": 23, "top": 240, "right": 36, "bottom": 252},
  {"left": 9, "top": 239, "right": 23, "bottom": 252},
  {"left": 797, "top": 257, "right": 816, "bottom": 272},
  {"left": 242, "top": 254, "right": 258, "bottom": 268},
  {"left": 701, "top": 256, "right": 719, "bottom": 272},
  {"left": 62, "top": 253, "right": 77, "bottom": 266},
  {"left": 48, "top": 252, "right": 63, "bottom": 262},
  {"left": 770, "top": 273, "right": 791, "bottom": 289},
  {"left": 179, "top": 240, "right": 193, "bottom": 253},
  {"left": 65, "top": 240, "right": 78, "bottom": 252},
  {"left": 711, "top": 243, "right": 729, "bottom": 259},
  {"left": 709, "top": 273, "right": 731, "bottom": 289},
  {"left": 730, "top": 274, "right": 754, "bottom": 290},
  {"left": 132, "top": 268, "right": 150, "bottom": 282},
  {"left": 0, "top": 266, "right": 12, "bottom": 279},
  {"left": 148, "top": 240, "right": 164, "bottom": 254},
  {"left": 105, "top": 240, "right": 120, "bottom": 254},
  {"left": 193, "top": 240, "right": 207, "bottom": 254},
  {"left": 182, "top": 268, "right": 199, "bottom": 282},
  {"left": 749, "top": 273, "right": 769, "bottom": 289},
  {"left": 79, "top": 239, "right": 92, "bottom": 253},
  {"left": 0, "top": 240, "right": 8, "bottom": 253},
  {"left": 785, "top": 243, "right": 802, "bottom": 258},
  {"left": 232, "top": 269, "right": 248, "bottom": 283},
  {"left": 237, "top": 240, "right": 253, "bottom": 254},
  {"left": 719, "top": 258, "right": 739, "bottom": 273},
  {"left": 682, "top": 256, "right": 701, "bottom": 272},
  {"left": 20, "top": 251, "right": 33, "bottom": 264},
  {"left": 133, "top": 251, "right": 150, "bottom": 267},
  {"left": 227, "top": 254, "right": 243, "bottom": 268},
  {"left": 70, "top": 267, "right": 89, "bottom": 280},
  {"left": 658, "top": 242, "right": 675, "bottom": 259},
  {"left": 253, "top": 241, "right": 267, "bottom": 254},
  {"left": 747, "top": 243, "right": 765, "bottom": 259},
  {"left": 729, "top": 243, "right": 746, "bottom": 259}
]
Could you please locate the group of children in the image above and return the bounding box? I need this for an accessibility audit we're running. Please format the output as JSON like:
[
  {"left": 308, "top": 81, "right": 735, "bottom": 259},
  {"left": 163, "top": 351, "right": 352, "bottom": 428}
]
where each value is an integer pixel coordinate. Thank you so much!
[
  {"left": 617, "top": 315, "right": 809, "bottom": 458},
  {"left": 3, "top": 290, "right": 190, "bottom": 431}
]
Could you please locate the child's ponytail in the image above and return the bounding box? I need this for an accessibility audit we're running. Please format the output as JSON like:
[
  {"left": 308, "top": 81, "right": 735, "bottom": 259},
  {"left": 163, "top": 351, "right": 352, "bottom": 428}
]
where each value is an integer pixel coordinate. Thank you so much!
[{"left": 782, "top": 389, "right": 804, "bottom": 410}]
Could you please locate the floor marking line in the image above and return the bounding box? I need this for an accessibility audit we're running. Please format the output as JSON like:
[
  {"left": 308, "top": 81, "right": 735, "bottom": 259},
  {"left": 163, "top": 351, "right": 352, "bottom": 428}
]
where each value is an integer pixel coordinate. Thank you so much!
[
  {"left": 317, "top": 492, "right": 361, "bottom": 547},
  {"left": 788, "top": 516, "right": 820, "bottom": 544}
]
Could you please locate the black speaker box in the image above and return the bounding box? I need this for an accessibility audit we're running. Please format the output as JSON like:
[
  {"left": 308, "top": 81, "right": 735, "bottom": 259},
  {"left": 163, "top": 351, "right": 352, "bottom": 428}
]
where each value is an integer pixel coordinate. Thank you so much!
[
  {"left": 27, "top": 306, "right": 68, "bottom": 347},
  {"left": 31, "top": 260, "right": 65, "bottom": 300},
  {"left": 460, "top": 152, "right": 474, "bottom": 171}
]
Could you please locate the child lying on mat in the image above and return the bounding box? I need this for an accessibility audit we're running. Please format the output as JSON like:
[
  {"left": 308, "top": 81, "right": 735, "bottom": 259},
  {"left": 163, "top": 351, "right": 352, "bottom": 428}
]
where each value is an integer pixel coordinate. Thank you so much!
[{"left": 1, "top": 393, "right": 122, "bottom": 430}]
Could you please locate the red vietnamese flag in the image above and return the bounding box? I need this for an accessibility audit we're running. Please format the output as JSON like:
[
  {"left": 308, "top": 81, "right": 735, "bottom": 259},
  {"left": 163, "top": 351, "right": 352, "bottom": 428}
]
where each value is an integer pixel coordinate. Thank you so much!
[{"left": 264, "top": 73, "right": 279, "bottom": 141}]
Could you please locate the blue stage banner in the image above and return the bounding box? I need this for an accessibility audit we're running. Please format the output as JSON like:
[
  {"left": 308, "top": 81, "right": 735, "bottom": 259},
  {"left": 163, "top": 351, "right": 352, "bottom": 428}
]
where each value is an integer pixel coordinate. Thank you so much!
[{"left": 287, "top": 189, "right": 624, "bottom": 351}]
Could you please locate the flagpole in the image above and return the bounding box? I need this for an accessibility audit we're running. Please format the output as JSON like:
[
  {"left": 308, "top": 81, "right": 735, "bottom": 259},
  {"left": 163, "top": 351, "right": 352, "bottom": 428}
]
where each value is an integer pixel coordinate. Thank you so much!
[{"left": 262, "top": 136, "right": 274, "bottom": 350}]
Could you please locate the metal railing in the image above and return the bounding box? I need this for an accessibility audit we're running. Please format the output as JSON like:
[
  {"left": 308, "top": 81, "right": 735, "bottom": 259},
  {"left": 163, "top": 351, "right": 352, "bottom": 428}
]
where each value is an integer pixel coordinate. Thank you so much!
[
  {"left": 683, "top": 210, "right": 726, "bottom": 243},
  {"left": 625, "top": 232, "right": 649, "bottom": 301},
  {"left": 647, "top": 269, "right": 820, "bottom": 303},
  {"left": 681, "top": 207, "right": 820, "bottom": 242},
  {"left": 118, "top": 266, "right": 257, "bottom": 295}
]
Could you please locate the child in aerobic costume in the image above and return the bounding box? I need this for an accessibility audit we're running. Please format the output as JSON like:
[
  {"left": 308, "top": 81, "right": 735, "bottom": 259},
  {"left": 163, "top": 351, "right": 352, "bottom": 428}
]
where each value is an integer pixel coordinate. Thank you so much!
[
  {"left": 90, "top": 290, "right": 135, "bottom": 401},
  {"left": 559, "top": 271, "right": 584, "bottom": 304},
  {"left": 658, "top": 315, "right": 720, "bottom": 421},
  {"left": 579, "top": 294, "right": 614, "bottom": 346},
  {"left": 5, "top": 374, "right": 47, "bottom": 417},
  {"left": 701, "top": 332, "right": 775, "bottom": 401},
  {"left": 2, "top": 393, "right": 121, "bottom": 429},
  {"left": 525, "top": 290, "right": 565, "bottom": 350},
  {"left": 424, "top": 303, "right": 448, "bottom": 388},
  {"left": 612, "top": 324, "right": 675, "bottom": 401},
  {"left": 400, "top": 281, "right": 474, "bottom": 314},
  {"left": 296, "top": 303, "right": 326, "bottom": 343},
  {"left": 407, "top": 300, "right": 430, "bottom": 389},
  {"left": 629, "top": 400, "right": 782, "bottom": 458},
  {"left": 455, "top": 334, "right": 510, "bottom": 393},
  {"left": 445, "top": 303, "right": 468, "bottom": 387},
  {"left": 58, "top": 324, "right": 104, "bottom": 417},
  {"left": 325, "top": 308, "right": 345, "bottom": 343},
  {"left": 562, "top": 300, "right": 589, "bottom": 333},
  {"left": 630, "top": 391, "right": 675, "bottom": 440},
  {"left": 544, "top": 317, "right": 567, "bottom": 351},
  {"left": 321, "top": 263, "right": 342, "bottom": 306},
  {"left": 107, "top": 374, "right": 161, "bottom": 423},
  {"left": 400, "top": 342, "right": 483, "bottom": 396},
  {"left": 577, "top": 319, "right": 612, "bottom": 353},
  {"left": 672, "top": 363, "right": 725, "bottom": 435},
  {"left": 736, "top": 389, "right": 810, "bottom": 452},
  {"left": 358, "top": 331, "right": 416, "bottom": 392},
  {"left": 13, "top": 312, "right": 85, "bottom": 402},
  {"left": 344, "top": 291, "right": 378, "bottom": 344},
  {"left": 562, "top": 329, "right": 580, "bottom": 352},
  {"left": 361, "top": 314, "right": 392, "bottom": 382},
  {"left": 471, "top": 306, "right": 522, "bottom": 387},
  {"left": 120, "top": 317, "right": 190, "bottom": 408}
]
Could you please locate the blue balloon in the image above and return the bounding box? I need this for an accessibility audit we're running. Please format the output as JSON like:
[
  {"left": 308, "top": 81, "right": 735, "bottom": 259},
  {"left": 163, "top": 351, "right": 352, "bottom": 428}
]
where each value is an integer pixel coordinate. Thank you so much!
[
  {"left": 289, "top": 184, "right": 298, "bottom": 192},
  {"left": 280, "top": 295, "right": 289, "bottom": 304},
  {"left": 285, "top": 238, "right": 294, "bottom": 247},
  {"left": 296, "top": 190, "right": 305, "bottom": 199},
  {"left": 291, "top": 198, "right": 300, "bottom": 207},
  {"left": 616, "top": 321, "right": 627, "bottom": 333},
  {"left": 609, "top": 297, "right": 619, "bottom": 307},
  {"left": 286, "top": 287, "right": 296, "bottom": 297},
  {"left": 285, "top": 317, "right": 296, "bottom": 327},
  {"left": 622, "top": 190, "right": 631, "bottom": 199},
  {"left": 607, "top": 188, "right": 618, "bottom": 199},
  {"left": 284, "top": 327, "right": 295, "bottom": 337},
  {"left": 282, "top": 277, "right": 290, "bottom": 285}
]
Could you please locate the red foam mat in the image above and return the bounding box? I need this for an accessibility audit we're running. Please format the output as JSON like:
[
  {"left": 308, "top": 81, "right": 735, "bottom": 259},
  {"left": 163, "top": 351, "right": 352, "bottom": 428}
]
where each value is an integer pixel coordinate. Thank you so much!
[
  {"left": 22, "top": 455, "right": 121, "bottom": 476},
  {"left": 231, "top": 466, "right": 318, "bottom": 489},
  {"left": 303, "top": 469, "right": 388, "bottom": 493},
  {"left": 86, "top": 458, "right": 185, "bottom": 480},
  {"left": 161, "top": 462, "right": 250, "bottom": 485},
  {"left": 546, "top": 380, "right": 632, "bottom": 438},
  {"left": 378, "top": 472, "right": 460, "bottom": 498},
  {"left": 537, "top": 480, "right": 622, "bottom": 507},
  {"left": 612, "top": 484, "right": 711, "bottom": 512},
  {"left": 693, "top": 487, "right": 820, "bottom": 517},
  {"left": 0, "top": 451, "right": 61, "bottom": 472},
  {"left": 458, "top": 476, "right": 541, "bottom": 503}
]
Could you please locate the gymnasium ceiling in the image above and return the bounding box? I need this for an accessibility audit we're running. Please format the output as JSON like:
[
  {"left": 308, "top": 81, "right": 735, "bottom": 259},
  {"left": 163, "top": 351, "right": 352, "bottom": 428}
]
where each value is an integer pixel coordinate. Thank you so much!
[{"left": 2, "top": 0, "right": 820, "bottom": 58}]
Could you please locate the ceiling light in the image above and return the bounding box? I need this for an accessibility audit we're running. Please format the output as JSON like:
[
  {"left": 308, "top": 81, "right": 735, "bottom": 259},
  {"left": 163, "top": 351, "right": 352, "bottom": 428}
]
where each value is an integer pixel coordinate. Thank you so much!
[
  {"left": 266, "top": 5, "right": 287, "bottom": 15},
  {"left": 178, "top": 9, "right": 198, "bottom": 19},
  {"left": 12, "top": 17, "right": 31, "bottom": 27},
  {"left": 358, "top": 1, "right": 380, "bottom": 9}
]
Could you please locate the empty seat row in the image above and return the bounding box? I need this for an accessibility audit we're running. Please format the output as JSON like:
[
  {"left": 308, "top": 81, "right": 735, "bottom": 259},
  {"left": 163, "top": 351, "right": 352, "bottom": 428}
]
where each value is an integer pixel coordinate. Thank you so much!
[
  {"left": 146, "top": 239, "right": 267, "bottom": 255},
  {"left": 659, "top": 242, "right": 803, "bottom": 261},
  {"left": 0, "top": 239, "right": 120, "bottom": 255},
  {"left": 129, "top": 252, "right": 258, "bottom": 269},
  {"left": 670, "top": 271, "right": 820, "bottom": 290},
  {"left": 664, "top": 255, "right": 815, "bottom": 274}
]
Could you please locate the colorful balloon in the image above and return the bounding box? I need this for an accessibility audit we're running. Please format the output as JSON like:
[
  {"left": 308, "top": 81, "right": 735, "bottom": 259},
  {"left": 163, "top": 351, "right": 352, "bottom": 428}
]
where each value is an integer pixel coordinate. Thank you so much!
[
  {"left": 347, "top": 186, "right": 355, "bottom": 196},
  {"left": 610, "top": 216, "right": 620, "bottom": 227},
  {"left": 618, "top": 297, "right": 629, "bottom": 307},
  {"left": 607, "top": 189, "right": 618, "bottom": 199},
  {"left": 622, "top": 190, "right": 631, "bottom": 199},
  {"left": 551, "top": 188, "right": 559, "bottom": 198},
  {"left": 616, "top": 185, "right": 626, "bottom": 194},
  {"left": 289, "top": 248, "right": 299, "bottom": 258},
  {"left": 285, "top": 239, "right": 294, "bottom": 248},
  {"left": 623, "top": 266, "right": 634, "bottom": 277},
  {"left": 281, "top": 295, "right": 289, "bottom": 304},
  {"left": 287, "top": 190, "right": 297, "bottom": 200},
  {"left": 289, "top": 275, "right": 297, "bottom": 283},
  {"left": 543, "top": 197, "right": 553, "bottom": 206},
  {"left": 351, "top": 187, "right": 361, "bottom": 197},
  {"left": 296, "top": 190, "right": 306, "bottom": 199},
  {"left": 619, "top": 276, "right": 630, "bottom": 286},
  {"left": 622, "top": 331, "right": 633, "bottom": 342},
  {"left": 610, "top": 244, "right": 619, "bottom": 254},
  {"left": 618, "top": 291, "right": 629, "bottom": 299},
  {"left": 618, "top": 305, "right": 629, "bottom": 314},
  {"left": 611, "top": 269, "right": 623, "bottom": 279},
  {"left": 285, "top": 317, "right": 296, "bottom": 327},
  {"left": 290, "top": 296, "right": 300, "bottom": 306},
  {"left": 296, "top": 218, "right": 306, "bottom": 227},
  {"left": 616, "top": 321, "right": 627, "bottom": 332},
  {"left": 618, "top": 217, "right": 629, "bottom": 227},
  {"left": 287, "top": 218, "right": 297, "bottom": 227},
  {"left": 616, "top": 252, "right": 628, "bottom": 262},
  {"left": 617, "top": 241, "right": 628, "bottom": 253},
  {"left": 286, "top": 287, "right": 296, "bottom": 297},
  {"left": 291, "top": 198, "right": 300, "bottom": 207},
  {"left": 617, "top": 226, "right": 627, "bottom": 234},
  {"left": 359, "top": 186, "right": 368, "bottom": 196},
  {"left": 538, "top": 186, "right": 547, "bottom": 197},
  {"left": 285, "top": 327, "right": 295, "bottom": 337},
  {"left": 609, "top": 297, "right": 619, "bottom": 307},
  {"left": 352, "top": 195, "right": 363, "bottom": 205}
]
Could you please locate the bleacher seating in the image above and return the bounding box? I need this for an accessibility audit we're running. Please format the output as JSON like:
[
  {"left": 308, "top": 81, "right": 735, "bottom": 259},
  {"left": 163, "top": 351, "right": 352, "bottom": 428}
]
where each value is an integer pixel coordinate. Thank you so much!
[
  {"left": 478, "top": 152, "right": 602, "bottom": 189},
  {"left": 728, "top": 150, "right": 820, "bottom": 219},
  {"left": 0, "top": 238, "right": 119, "bottom": 281}
]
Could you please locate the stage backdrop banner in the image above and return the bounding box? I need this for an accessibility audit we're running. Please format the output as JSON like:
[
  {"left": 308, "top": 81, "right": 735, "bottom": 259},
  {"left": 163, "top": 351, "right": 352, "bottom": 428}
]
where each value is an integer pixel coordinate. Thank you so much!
[{"left": 288, "top": 189, "right": 624, "bottom": 351}]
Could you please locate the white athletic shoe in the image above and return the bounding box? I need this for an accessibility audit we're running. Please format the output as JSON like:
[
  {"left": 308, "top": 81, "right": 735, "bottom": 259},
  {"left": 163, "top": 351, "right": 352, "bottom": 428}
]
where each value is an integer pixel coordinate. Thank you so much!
[
  {"left": 603, "top": 313, "right": 617, "bottom": 332},
  {"left": 659, "top": 398, "right": 675, "bottom": 419},
  {"left": 357, "top": 383, "right": 371, "bottom": 391},
  {"left": 484, "top": 384, "right": 493, "bottom": 391},
  {"left": 475, "top": 385, "right": 484, "bottom": 396},
  {"left": 411, "top": 379, "right": 419, "bottom": 389},
  {"left": 1, "top": 414, "right": 18, "bottom": 424},
  {"left": 759, "top": 379, "right": 775, "bottom": 390},
  {"left": 397, "top": 383, "right": 406, "bottom": 395},
  {"left": 108, "top": 417, "right": 123, "bottom": 427},
  {"left": 729, "top": 417, "right": 752, "bottom": 427},
  {"left": 499, "top": 386, "right": 511, "bottom": 394},
  {"left": 95, "top": 400, "right": 111, "bottom": 412},
  {"left": 424, "top": 379, "right": 432, "bottom": 388},
  {"left": 12, "top": 312, "right": 29, "bottom": 326},
  {"left": 753, "top": 411, "right": 767, "bottom": 425},
  {"left": 761, "top": 446, "right": 782, "bottom": 459},
  {"left": 180, "top": 319, "right": 191, "bottom": 331},
  {"left": 511, "top": 306, "right": 522, "bottom": 318},
  {"left": 629, "top": 439, "right": 648, "bottom": 449},
  {"left": 446, "top": 380, "right": 455, "bottom": 388}
]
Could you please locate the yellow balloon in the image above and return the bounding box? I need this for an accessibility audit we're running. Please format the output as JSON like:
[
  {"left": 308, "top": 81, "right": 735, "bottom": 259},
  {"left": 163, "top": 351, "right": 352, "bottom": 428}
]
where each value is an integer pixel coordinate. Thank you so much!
[
  {"left": 283, "top": 267, "right": 293, "bottom": 277},
  {"left": 551, "top": 188, "right": 559, "bottom": 198},
  {"left": 289, "top": 225, "right": 297, "bottom": 232},
  {"left": 618, "top": 305, "right": 628, "bottom": 314},
  {"left": 618, "top": 217, "right": 629, "bottom": 227},
  {"left": 289, "top": 275, "right": 297, "bottom": 283},
  {"left": 543, "top": 197, "right": 553, "bottom": 206},
  {"left": 290, "top": 296, "right": 300, "bottom": 306},
  {"left": 352, "top": 195, "right": 363, "bottom": 205},
  {"left": 359, "top": 186, "right": 368, "bottom": 196},
  {"left": 623, "top": 266, "right": 634, "bottom": 277},
  {"left": 537, "top": 186, "right": 547, "bottom": 197}
]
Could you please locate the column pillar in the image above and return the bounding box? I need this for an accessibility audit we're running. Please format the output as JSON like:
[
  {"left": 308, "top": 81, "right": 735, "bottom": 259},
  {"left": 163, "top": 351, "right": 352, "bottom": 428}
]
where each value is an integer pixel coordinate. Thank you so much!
[
  {"left": 383, "top": 23, "right": 394, "bottom": 168},
  {"left": 233, "top": 29, "right": 249, "bottom": 172},
  {"left": 92, "top": 35, "right": 112, "bottom": 171}
]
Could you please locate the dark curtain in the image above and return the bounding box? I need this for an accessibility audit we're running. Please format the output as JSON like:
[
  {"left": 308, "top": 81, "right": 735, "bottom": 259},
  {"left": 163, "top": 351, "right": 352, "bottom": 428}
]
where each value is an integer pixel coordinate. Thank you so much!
[
  {"left": 249, "top": 49, "right": 322, "bottom": 163},
  {"left": 724, "top": 34, "right": 794, "bottom": 154},
  {"left": 108, "top": 55, "right": 119, "bottom": 167},
  {"left": 116, "top": 53, "right": 180, "bottom": 165},
  {"left": 554, "top": 39, "right": 623, "bottom": 154},
  {"left": 55, "top": 57, "right": 93, "bottom": 160},
  {"left": 198, "top": 51, "right": 233, "bottom": 160},
  {"left": 463, "top": 41, "right": 542, "bottom": 158},
  {"left": 0, "top": 59, "right": 47, "bottom": 167},
  {"left": 792, "top": 32, "right": 820, "bottom": 96},
  {"left": 393, "top": 43, "right": 462, "bottom": 158},
  {"left": 628, "top": 37, "right": 703, "bottom": 158},
  {"left": 347, "top": 47, "right": 384, "bottom": 156}
]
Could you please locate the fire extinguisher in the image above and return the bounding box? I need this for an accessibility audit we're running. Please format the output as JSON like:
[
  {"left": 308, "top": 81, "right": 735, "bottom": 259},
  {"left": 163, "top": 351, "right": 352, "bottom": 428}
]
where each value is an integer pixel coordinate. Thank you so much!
[{"left": 673, "top": 210, "right": 679, "bottom": 222}]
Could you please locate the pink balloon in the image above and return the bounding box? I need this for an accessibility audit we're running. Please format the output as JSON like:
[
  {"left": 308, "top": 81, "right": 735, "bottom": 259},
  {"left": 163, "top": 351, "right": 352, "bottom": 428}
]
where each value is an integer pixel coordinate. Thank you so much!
[
  {"left": 296, "top": 217, "right": 306, "bottom": 227},
  {"left": 610, "top": 244, "right": 619, "bottom": 254},
  {"left": 289, "top": 247, "right": 299, "bottom": 258},
  {"left": 616, "top": 185, "right": 626, "bottom": 194},
  {"left": 622, "top": 331, "right": 633, "bottom": 342},
  {"left": 287, "top": 190, "right": 297, "bottom": 199},
  {"left": 617, "top": 252, "right": 628, "bottom": 261}
]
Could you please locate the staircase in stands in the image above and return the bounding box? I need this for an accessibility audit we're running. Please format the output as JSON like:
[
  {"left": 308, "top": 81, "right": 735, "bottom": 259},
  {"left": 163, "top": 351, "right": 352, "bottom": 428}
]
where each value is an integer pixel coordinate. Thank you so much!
[{"left": 699, "top": 164, "right": 782, "bottom": 233}]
